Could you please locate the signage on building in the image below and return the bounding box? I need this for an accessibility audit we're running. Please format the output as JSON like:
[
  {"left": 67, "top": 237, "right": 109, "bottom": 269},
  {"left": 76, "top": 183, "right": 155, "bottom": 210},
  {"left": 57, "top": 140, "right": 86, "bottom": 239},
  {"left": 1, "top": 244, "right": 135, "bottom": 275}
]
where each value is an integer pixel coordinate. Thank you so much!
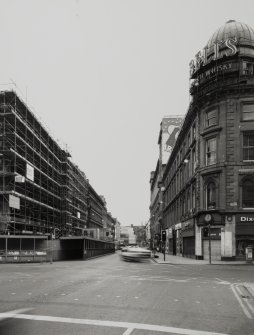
[
  {"left": 9, "top": 195, "right": 20, "bottom": 209},
  {"left": 167, "top": 228, "right": 173, "bottom": 238},
  {"left": 161, "top": 116, "right": 183, "bottom": 165},
  {"left": 235, "top": 214, "right": 254, "bottom": 223},
  {"left": 26, "top": 163, "right": 34, "bottom": 181},
  {"left": 198, "top": 62, "right": 238, "bottom": 81},
  {"left": 240, "top": 216, "right": 254, "bottom": 222},
  {"left": 175, "top": 222, "right": 182, "bottom": 230},
  {"left": 190, "top": 37, "right": 238, "bottom": 77},
  {"left": 182, "top": 219, "right": 194, "bottom": 230},
  {"left": 15, "top": 174, "right": 25, "bottom": 183}
]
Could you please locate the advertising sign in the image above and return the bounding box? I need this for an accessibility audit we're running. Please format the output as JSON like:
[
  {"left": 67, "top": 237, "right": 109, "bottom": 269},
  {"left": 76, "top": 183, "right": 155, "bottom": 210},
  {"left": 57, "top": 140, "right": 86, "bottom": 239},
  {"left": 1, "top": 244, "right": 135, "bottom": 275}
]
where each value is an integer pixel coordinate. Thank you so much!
[
  {"left": 26, "top": 163, "right": 34, "bottom": 181},
  {"left": 161, "top": 116, "right": 183, "bottom": 165},
  {"left": 9, "top": 195, "right": 20, "bottom": 209}
]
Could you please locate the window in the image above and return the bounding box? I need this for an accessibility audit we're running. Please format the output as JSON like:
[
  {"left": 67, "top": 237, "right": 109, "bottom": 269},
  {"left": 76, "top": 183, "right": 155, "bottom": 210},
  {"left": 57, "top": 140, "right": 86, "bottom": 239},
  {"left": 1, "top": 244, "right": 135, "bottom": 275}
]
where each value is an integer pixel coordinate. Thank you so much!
[
  {"left": 205, "top": 109, "right": 217, "bottom": 127},
  {"left": 206, "top": 182, "right": 216, "bottom": 209},
  {"left": 242, "top": 104, "right": 254, "bottom": 121},
  {"left": 243, "top": 133, "right": 254, "bottom": 160},
  {"left": 192, "top": 124, "right": 196, "bottom": 141},
  {"left": 192, "top": 185, "right": 196, "bottom": 210},
  {"left": 242, "top": 179, "right": 254, "bottom": 208},
  {"left": 187, "top": 133, "right": 191, "bottom": 148},
  {"left": 192, "top": 147, "right": 196, "bottom": 173},
  {"left": 206, "top": 138, "right": 216, "bottom": 165},
  {"left": 242, "top": 62, "right": 254, "bottom": 75}
]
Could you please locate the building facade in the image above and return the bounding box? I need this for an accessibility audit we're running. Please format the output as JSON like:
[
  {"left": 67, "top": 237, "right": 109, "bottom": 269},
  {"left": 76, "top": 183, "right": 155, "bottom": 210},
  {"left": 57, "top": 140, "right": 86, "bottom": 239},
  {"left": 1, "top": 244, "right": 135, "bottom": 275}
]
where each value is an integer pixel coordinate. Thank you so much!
[
  {"left": 0, "top": 91, "right": 70, "bottom": 237},
  {"left": 0, "top": 90, "right": 119, "bottom": 244},
  {"left": 149, "top": 116, "right": 183, "bottom": 251},
  {"left": 161, "top": 20, "right": 254, "bottom": 261}
]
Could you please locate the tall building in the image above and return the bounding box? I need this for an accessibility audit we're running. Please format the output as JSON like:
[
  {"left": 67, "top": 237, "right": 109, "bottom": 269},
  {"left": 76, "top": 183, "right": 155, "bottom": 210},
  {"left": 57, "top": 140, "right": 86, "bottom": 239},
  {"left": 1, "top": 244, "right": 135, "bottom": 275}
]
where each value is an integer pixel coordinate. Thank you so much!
[
  {"left": 0, "top": 91, "right": 115, "bottom": 240},
  {"left": 0, "top": 91, "right": 70, "bottom": 236},
  {"left": 149, "top": 116, "right": 182, "bottom": 250},
  {"left": 161, "top": 20, "right": 254, "bottom": 260}
]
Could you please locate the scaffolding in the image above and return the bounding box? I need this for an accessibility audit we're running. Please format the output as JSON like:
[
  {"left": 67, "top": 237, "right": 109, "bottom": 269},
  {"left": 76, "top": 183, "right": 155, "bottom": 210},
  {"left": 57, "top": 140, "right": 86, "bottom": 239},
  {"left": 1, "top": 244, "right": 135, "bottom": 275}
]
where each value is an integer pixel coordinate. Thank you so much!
[{"left": 0, "top": 91, "right": 88, "bottom": 237}]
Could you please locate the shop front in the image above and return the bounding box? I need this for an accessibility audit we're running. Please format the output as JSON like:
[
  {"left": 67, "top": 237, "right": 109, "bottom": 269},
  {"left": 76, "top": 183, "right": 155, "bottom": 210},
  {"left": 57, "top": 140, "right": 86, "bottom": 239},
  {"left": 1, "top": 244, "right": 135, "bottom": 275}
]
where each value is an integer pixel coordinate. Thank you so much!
[
  {"left": 167, "top": 227, "right": 175, "bottom": 255},
  {"left": 182, "top": 219, "right": 195, "bottom": 258},
  {"left": 196, "top": 212, "right": 223, "bottom": 260},
  {"left": 235, "top": 213, "right": 254, "bottom": 260}
]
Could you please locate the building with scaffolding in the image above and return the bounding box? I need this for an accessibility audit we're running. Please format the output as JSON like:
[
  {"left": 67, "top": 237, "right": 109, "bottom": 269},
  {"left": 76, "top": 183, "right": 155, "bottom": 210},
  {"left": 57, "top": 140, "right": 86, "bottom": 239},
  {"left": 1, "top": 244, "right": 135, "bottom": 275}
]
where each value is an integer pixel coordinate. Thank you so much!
[
  {"left": 0, "top": 90, "right": 71, "bottom": 236},
  {"left": 160, "top": 20, "right": 254, "bottom": 261},
  {"left": 0, "top": 90, "right": 118, "bottom": 262},
  {"left": 0, "top": 90, "right": 113, "bottom": 237}
]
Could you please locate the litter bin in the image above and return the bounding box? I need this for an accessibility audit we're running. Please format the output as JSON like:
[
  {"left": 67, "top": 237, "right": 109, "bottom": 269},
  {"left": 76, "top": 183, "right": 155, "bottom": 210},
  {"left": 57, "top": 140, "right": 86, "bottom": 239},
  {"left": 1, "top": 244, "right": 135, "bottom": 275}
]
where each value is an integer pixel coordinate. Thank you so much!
[{"left": 246, "top": 246, "right": 253, "bottom": 264}]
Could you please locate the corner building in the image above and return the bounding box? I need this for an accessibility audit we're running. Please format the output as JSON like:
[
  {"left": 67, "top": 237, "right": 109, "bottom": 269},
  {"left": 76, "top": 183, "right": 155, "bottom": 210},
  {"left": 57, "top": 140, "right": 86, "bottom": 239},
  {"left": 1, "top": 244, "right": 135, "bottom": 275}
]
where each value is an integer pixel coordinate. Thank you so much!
[{"left": 162, "top": 20, "right": 254, "bottom": 261}]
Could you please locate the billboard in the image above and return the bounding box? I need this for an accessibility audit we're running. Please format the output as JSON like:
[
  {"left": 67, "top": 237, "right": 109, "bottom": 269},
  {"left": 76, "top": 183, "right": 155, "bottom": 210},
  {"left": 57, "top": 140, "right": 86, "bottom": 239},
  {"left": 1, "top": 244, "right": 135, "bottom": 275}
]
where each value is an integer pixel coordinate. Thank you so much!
[
  {"left": 26, "top": 163, "right": 34, "bottom": 181},
  {"left": 9, "top": 195, "right": 20, "bottom": 209},
  {"left": 160, "top": 116, "right": 183, "bottom": 164}
]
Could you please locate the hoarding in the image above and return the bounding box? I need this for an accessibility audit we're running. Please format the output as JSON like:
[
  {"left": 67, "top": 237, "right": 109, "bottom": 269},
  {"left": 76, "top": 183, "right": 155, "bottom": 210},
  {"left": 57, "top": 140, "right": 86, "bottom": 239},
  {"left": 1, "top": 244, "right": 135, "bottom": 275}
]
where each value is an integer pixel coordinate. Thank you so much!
[
  {"left": 161, "top": 116, "right": 183, "bottom": 164},
  {"left": 26, "top": 163, "right": 34, "bottom": 181},
  {"left": 9, "top": 195, "right": 20, "bottom": 209}
]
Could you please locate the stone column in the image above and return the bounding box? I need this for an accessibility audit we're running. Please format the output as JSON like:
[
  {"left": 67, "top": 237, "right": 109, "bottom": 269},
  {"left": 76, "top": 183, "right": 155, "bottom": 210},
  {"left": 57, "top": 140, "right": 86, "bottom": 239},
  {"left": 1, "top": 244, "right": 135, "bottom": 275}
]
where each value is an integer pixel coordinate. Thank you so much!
[{"left": 221, "top": 215, "right": 235, "bottom": 260}]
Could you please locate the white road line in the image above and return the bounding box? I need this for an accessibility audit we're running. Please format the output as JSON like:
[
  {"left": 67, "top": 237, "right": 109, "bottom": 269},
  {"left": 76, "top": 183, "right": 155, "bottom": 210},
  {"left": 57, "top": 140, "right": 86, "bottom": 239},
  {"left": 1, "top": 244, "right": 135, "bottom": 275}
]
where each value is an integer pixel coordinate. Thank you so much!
[
  {"left": 235, "top": 286, "right": 254, "bottom": 315},
  {"left": 231, "top": 284, "right": 252, "bottom": 319},
  {"left": 0, "top": 308, "right": 32, "bottom": 321},
  {"left": 0, "top": 312, "right": 229, "bottom": 335},
  {"left": 122, "top": 327, "right": 134, "bottom": 335}
]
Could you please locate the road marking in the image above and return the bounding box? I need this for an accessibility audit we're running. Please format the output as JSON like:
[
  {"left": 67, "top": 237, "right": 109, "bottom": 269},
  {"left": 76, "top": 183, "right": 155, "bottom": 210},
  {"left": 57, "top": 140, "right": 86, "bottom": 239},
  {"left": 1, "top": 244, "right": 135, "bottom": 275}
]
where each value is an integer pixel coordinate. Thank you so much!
[
  {"left": 235, "top": 285, "right": 254, "bottom": 315},
  {"left": 123, "top": 327, "right": 134, "bottom": 335},
  {"left": 74, "top": 298, "right": 79, "bottom": 301},
  {"left": 0, "top": 312, "right": 230, "bottom": 335},
  {"left": 231, "top": 284, "right": 252, "bottom": 319},
  {"left": 0, "top": 308, "right": 32, "bottom": 321}
]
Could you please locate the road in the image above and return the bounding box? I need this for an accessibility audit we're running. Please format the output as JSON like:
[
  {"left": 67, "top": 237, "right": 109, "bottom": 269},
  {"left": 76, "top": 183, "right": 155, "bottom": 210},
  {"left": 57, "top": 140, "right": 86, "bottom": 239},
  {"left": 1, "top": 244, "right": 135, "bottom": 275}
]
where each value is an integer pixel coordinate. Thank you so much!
[{"left": 0, "top": 251, "right": 253, "bottom": 335}]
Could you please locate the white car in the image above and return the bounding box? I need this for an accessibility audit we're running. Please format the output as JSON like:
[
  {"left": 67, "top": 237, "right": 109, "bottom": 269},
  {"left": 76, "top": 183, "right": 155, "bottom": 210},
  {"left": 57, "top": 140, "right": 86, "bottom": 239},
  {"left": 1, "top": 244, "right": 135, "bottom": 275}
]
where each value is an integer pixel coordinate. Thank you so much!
[{"left": 121, "top": 246, "right": 151, "bottom": 262}]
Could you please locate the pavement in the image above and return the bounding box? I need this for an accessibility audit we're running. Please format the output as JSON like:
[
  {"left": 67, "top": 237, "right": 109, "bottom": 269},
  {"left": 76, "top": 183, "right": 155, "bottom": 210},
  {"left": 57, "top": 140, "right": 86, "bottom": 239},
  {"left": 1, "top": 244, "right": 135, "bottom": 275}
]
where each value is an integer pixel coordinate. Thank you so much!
[{"left": 152, "top": 252, "right": 253, "bottom": 265}]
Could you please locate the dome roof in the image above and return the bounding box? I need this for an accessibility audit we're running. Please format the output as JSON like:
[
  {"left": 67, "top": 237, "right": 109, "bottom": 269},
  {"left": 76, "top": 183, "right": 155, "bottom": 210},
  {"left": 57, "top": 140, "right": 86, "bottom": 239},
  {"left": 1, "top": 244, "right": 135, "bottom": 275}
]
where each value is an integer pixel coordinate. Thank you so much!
[
  {"left": 206, "top": 20, "right": 254, "bottom": 52},
  {"left": 206, "top": 20, "right": 254, "bottom": 49}
]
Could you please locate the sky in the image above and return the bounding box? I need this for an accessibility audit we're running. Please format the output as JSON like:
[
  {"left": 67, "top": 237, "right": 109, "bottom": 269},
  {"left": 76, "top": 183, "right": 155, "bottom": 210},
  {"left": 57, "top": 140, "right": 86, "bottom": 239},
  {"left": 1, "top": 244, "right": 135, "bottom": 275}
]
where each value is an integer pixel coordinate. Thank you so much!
[{"left": 1, "top": 0, "right": 254, "bottom": 226}]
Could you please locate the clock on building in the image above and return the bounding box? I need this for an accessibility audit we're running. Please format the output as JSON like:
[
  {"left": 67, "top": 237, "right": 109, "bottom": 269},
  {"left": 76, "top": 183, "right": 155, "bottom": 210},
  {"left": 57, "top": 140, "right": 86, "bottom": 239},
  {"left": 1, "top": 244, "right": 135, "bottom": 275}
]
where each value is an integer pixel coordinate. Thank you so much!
[{"left": 204, "top": 214, "right": 212, "bottom": 223}]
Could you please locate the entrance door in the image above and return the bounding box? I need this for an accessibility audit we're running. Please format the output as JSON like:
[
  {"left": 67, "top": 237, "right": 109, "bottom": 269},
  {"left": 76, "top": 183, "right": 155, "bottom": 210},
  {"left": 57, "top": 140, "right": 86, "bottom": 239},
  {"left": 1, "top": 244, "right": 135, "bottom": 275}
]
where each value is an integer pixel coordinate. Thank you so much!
[{"left": 203, "top": 240, "right": 221, "bottom": 260}]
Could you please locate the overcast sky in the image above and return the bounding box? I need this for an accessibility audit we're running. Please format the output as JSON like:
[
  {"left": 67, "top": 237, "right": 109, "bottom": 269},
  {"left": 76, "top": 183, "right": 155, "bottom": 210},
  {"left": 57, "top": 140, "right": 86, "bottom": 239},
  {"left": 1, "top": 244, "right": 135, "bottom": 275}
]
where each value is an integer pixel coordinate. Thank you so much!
[{"left": 1, "top": 0, "right": 254, "bottom": 226}]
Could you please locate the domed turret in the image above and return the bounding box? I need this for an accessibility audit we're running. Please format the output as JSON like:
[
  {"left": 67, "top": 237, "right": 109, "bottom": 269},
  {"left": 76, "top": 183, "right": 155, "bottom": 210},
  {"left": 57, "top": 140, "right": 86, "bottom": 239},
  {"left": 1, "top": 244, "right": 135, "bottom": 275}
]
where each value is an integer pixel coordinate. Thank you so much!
[
  {"left": 207, "top": 20, "right": 254, "bottom": 48},
  {"left": 190, "top": 20, "right": 254, "bottom": 79},
  {"left": 206, "top": 20, "right": 254, "bottom": 60}
]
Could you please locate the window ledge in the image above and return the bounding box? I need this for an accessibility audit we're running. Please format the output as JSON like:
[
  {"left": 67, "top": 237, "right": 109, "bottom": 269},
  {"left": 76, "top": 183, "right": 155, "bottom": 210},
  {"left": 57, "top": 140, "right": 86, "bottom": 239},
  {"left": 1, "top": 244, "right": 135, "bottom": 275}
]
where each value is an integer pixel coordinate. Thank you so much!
[
  {"left": 239, "top": 169, "right": 254, "bottom": 174},
  {"left": 200, "top": 126, "right": 222, "bottom": 137}
]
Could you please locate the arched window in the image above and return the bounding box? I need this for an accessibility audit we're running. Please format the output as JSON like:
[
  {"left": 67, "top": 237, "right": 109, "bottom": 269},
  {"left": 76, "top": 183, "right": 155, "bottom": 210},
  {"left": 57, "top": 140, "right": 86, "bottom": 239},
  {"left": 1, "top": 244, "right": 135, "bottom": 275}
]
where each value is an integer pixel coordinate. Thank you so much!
[
  {"left": 242, "top": 179, "right": 254, "bottom": 208},
  {"left": 206, "top": 182, "right": 216, "bottom": 209}
]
